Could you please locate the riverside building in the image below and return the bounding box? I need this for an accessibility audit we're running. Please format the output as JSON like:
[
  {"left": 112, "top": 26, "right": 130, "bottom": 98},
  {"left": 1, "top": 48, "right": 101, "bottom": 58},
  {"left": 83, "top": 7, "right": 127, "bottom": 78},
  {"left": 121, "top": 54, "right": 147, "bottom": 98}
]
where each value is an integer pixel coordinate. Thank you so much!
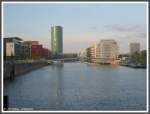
[
  {"left": 4, "top": 37, "right": 23, "bottom": 57},
  {"left": 98, "top": 39, "right": 119, "bottom": 63},
  {"left": 81, "top": 39, "right": 119, "bottom": 64}
]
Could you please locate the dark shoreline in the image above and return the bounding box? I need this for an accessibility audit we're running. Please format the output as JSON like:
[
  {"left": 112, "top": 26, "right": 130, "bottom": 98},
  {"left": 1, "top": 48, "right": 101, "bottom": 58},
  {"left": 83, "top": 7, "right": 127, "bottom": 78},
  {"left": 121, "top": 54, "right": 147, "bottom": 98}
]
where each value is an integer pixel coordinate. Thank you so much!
[
  {"left": 120, "top": 64, "right": 146, "bottom": 69},
  {"left": 82, "top": 61, "right": 146, "bottom": 69},
  {"left": 4, "top": 60, "right": 49, "bottom": 80}
]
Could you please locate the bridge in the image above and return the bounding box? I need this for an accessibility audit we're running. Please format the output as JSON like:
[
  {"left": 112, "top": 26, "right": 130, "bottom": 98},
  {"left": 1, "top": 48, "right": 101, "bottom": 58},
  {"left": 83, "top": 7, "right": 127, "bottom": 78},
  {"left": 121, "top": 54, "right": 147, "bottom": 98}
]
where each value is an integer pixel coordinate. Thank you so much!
[
  {"left": 53, "top": 58, "right": 79, "bottom": 62},
  {"left": 47, "top": 58, "right": 79, "bottom": 63}
]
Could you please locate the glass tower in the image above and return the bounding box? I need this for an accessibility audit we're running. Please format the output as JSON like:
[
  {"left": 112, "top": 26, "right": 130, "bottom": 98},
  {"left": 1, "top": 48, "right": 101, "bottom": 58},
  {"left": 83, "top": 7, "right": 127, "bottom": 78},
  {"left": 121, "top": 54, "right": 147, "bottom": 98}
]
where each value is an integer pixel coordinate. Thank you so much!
[{"left": 51, "top": 26, "right": 63, "bottom": 55}]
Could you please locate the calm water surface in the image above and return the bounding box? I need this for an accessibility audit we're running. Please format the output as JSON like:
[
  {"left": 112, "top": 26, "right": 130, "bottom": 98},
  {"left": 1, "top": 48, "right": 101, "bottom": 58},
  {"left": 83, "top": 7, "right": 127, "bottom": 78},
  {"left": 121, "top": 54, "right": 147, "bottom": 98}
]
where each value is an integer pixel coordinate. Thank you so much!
[{"left": 4, "top": 62, "right": 147, "bottom": 110}]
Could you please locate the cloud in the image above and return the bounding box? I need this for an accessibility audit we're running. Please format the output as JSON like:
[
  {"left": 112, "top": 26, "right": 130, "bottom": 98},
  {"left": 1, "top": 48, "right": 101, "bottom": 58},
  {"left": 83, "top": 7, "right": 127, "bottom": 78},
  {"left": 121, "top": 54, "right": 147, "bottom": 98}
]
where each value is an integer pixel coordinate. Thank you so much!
[
  {"left": 135, "top": 32, "right": 146, "bottom": 38},
  {"left": 104, "top": 24, "right": 128, "bottom": 32},
  {"left": 103, "top": 24, "right": 146, "bottom": 39},
  {"left": 90, "top": 26, "right": 97, "bottom": 30},
  {"left": 104, "top": 24, "right": 144, "bottom": 32}
]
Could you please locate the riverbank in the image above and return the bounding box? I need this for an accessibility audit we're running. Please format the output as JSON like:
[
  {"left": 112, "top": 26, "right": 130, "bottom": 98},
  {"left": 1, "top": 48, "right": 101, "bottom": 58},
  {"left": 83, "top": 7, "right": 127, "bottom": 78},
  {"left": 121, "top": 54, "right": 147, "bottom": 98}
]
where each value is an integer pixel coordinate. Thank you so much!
[
  {"left": 4, "top": 60, "right": 49, "bottom": 80},
  {"left": 120, "top": 63, "right": 146, "bottom": 69},
  {"left": 81, "top": 61, "right": 118, "bottom": 65},
  {"left": 81, "top": 61, "right": 146, "bottom": 69}
]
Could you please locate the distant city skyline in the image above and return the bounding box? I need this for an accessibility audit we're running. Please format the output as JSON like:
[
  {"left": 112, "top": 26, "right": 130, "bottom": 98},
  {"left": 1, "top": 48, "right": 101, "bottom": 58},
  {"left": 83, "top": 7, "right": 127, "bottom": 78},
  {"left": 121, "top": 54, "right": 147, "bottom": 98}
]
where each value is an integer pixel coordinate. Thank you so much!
[{"left": 3, "top": 2, "right": 147, "bottom": 53}]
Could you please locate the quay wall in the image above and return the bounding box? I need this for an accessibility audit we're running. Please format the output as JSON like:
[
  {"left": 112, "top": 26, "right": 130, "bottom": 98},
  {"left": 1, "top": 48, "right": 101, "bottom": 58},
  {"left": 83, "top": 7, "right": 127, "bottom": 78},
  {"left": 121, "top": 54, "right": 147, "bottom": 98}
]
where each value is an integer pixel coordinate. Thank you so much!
[{"left": 4, "top": 60, "right": 48, "bottom": 80}]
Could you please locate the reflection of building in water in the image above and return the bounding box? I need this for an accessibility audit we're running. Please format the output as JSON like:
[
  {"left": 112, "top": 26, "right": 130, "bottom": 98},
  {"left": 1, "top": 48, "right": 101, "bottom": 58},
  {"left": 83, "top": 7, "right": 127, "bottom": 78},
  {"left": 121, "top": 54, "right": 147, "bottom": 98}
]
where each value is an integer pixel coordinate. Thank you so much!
[
  {"left": 52, "top": 61, "right": 64, "bottom": 66},
  {"left": 52, "top": 65, "right": 64, "bottom": 109}
]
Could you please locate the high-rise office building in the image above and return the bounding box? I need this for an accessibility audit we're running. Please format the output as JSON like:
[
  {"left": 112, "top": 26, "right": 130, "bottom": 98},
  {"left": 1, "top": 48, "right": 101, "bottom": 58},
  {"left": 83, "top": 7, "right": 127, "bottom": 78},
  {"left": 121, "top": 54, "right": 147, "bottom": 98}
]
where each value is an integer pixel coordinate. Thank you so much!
[
  {"left": 51, "top": 26, "right": 63, "bottom": 55},
  {"left": 130, "top": 43, "right": 140, "bottom": 54}
]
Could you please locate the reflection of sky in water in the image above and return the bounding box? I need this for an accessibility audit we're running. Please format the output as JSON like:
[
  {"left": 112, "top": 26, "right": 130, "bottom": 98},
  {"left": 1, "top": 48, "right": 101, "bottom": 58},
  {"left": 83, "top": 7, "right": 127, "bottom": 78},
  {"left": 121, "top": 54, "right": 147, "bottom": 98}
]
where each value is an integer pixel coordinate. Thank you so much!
[{"left": 4, "top": 63, "right": 146, "bottom": 110}]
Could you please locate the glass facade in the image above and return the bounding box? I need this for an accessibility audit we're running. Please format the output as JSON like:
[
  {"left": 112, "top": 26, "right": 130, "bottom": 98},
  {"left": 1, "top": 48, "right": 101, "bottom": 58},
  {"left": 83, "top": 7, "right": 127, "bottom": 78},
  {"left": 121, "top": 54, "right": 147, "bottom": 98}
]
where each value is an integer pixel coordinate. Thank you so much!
[{"left": 51, "top": 26, "right": 63, "bottom": 55}]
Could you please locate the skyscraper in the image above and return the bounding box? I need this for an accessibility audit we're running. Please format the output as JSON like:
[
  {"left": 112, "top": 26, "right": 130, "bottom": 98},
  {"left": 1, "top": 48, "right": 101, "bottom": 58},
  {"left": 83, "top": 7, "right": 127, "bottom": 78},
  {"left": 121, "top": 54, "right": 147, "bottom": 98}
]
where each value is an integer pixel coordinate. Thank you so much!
[
  {"left": 51, "top": 26, "right": 63, "bottom": 55},
  {"left": 130, "top": 43, "right": 140, "bottom": 54}
]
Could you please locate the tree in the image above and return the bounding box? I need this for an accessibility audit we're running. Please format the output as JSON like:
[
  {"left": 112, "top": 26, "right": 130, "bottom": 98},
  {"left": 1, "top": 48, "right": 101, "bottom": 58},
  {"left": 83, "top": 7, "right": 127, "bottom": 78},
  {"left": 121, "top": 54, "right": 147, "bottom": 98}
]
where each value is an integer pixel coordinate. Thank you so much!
[
  {"left": 140, "top": 50, "right": 146, "bottom": 65},
  {"left": 131, "top": 52, "right": 140, "bottom": 63}
]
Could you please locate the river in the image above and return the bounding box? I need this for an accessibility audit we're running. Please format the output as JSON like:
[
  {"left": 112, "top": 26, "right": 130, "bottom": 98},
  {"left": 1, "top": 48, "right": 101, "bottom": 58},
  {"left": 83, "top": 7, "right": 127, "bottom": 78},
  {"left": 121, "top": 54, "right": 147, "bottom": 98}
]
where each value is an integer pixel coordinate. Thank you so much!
[{"left": 4, "top": 62, "right": 147, "bottom": 111}]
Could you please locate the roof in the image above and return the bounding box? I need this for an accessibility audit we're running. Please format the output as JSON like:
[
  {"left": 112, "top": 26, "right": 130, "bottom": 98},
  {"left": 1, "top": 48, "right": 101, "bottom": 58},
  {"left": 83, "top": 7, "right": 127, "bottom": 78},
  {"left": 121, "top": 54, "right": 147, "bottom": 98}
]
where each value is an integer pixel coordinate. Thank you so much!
[{"left": 4, "top": 37, "right": 23, "bottom": 41}]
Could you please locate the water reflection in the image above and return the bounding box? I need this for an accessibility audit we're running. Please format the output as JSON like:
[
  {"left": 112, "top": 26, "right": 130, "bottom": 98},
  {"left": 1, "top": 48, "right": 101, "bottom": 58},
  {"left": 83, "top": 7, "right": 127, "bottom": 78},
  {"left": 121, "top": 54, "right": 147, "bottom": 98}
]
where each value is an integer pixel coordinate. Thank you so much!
[
  {"left": 83, "top": 64, "right": 121, "bottom": 101},
  {"left": 51, "top": 64, "right": 64, "bottom": 109},
  {"left": 4, "top": 63, "right": 146, "bottom": 110}
]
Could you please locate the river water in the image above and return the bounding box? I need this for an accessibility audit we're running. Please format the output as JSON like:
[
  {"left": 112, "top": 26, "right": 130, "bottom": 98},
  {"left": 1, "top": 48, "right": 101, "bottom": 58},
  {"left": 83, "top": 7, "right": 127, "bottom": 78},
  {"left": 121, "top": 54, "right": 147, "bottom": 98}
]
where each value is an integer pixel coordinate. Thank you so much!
[{"left": 4, "top": 62, "right": 147, "bottom": 111}]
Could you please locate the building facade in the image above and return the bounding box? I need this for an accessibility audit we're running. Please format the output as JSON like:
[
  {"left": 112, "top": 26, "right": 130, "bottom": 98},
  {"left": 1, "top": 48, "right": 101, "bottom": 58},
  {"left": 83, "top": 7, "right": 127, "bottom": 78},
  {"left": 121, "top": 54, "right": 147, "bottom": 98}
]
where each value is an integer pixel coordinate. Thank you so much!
[
  {"left": 4, "top": 37, "right": 50, "bottom": 60},
  {"left": 86, "top": 44, "right": 98, "bottom": 62},
  {"left": 22, "top": 41, "right": 39, "bottom": 57},
  {"left": 22, "top": 45, "right": 31, "bottom": 57},
  {"left": 98, "top": 40, "right": 118, "bottom": 63},
  {"left": 4, "top": 37, "right": 23, "bottom": 57},
  {"left": 41, "top": 48, "right": 51, "bottom": 59},
  {"left": 130, "top": 43, "right": 140, "bottom": 54},
  {"left": 31, "top": 44, "right": 43, "bottom": 59},
  {"left": 99, "top": 40, "right": 118, "bottom": 59},
  {"left": 51, "top": 26, "right": 63, "bottom": 55},
  {"left": 81, "top": 39, "right": 119, "bottom": 64}
]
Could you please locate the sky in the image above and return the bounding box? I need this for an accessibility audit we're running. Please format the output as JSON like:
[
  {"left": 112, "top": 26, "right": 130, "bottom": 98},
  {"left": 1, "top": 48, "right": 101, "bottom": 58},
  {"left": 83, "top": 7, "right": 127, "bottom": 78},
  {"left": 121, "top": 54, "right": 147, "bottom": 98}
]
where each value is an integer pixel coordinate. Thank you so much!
[{"left": 3, "top": 2, "right": 147, "bottom": 53}]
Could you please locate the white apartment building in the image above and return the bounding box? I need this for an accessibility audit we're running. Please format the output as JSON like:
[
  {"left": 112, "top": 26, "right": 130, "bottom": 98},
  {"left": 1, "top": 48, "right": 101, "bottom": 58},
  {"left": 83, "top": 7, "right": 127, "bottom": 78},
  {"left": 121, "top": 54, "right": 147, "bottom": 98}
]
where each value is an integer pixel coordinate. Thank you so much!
[
  {"left": 80, "top": 39, "right": 119, "bottom": 64},
  {"left": 96, "top": 39, "right": 119, "bottom": 63},
  {"left": 99, "top": 40, "right": 118, "bottom": 59}
]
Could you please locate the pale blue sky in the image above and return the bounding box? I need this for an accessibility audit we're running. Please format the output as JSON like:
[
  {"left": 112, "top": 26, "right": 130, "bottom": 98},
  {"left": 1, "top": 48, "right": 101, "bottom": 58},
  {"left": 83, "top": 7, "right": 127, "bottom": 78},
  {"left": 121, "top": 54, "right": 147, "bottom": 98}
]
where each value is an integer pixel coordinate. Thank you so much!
[{"left": 3, "top": 3, "right": 147, "bottom": 53}]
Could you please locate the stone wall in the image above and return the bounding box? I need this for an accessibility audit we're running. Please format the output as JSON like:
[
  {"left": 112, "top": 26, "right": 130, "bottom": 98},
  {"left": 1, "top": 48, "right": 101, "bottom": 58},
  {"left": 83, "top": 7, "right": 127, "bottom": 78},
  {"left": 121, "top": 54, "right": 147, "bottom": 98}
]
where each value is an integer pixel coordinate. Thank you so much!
[{"left": 4, "top": 60, "right": 48, "bottom": 80}]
